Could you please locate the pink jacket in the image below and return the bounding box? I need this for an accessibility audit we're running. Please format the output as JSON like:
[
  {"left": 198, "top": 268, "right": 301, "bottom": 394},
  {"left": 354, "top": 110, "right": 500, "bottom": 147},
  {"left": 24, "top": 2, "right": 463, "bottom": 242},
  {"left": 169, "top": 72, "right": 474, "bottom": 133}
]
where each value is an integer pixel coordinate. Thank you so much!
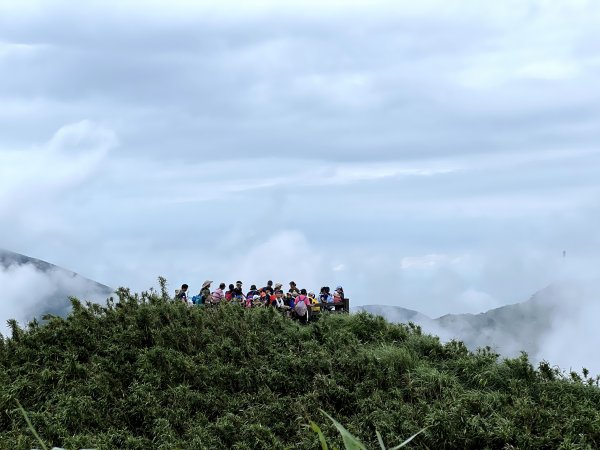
[{"left": 211, "top": 288, "right": 224, "bottom": 303}]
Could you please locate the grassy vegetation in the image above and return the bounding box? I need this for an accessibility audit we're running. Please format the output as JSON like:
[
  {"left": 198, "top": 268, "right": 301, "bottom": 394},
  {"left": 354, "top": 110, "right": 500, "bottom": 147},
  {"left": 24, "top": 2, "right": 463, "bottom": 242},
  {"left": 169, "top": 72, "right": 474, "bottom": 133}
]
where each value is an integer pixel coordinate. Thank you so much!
[{"left": 1, "top": 283, "right": 599, "bottom": 449}]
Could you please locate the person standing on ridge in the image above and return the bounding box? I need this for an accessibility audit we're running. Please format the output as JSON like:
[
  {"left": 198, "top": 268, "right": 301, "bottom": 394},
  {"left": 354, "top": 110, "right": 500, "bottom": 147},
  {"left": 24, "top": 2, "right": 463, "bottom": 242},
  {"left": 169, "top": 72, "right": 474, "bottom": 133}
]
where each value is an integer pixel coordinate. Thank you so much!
[
  {"left": 288, "top": 281, "right": 300, "bottom": 297},
  {"left": 233, "top": 281, "right": 245, "bottom": 303},
  {"left": 319, "top": 286, "right": 332, "bottom": 303},
  {"left": 308, "top": 291, "right": 320, "bottom": 313},
  {"left": 294, "top": 289, "right": 310, "bottom": 323},
  {"left": 211, "top": 282, "right": 226, "bottom": 304},
  {"left": 199, "top": 280, "right": 212, "bottom": 305},
  {"left": 263, "top": 280, "right": 274, "bottom": 295},
  {"left": 274, "top": 289, "right": 286, "bottom": 309},
  {"left": 176, "top": 284, "right": 189, "bottom": 303},
  {"left": 246, "top": 284, "right": 258, "bottom": 299},
  {"left": 295, "top": 289, "right": 310, "bottom": 308},
  {"left": 225, "top": 284, "right": 235, "bottom": 301},
  {"left": 285, "top": 292, "right": 295, "bottom": 308}
]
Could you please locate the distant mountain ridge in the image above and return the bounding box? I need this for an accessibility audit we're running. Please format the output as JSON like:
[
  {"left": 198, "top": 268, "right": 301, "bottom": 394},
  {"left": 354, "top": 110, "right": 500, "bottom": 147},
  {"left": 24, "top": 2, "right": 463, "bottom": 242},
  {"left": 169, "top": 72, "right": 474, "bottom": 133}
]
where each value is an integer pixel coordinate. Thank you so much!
[
  {"left": 357, "top": 285, "right": 564, "bottom": 358},
  {"left": 0, "top": 248, "right": 564, "bottom": 361},
  {"left": 0, "top": 249, "right": 114, "bottom": 325}
]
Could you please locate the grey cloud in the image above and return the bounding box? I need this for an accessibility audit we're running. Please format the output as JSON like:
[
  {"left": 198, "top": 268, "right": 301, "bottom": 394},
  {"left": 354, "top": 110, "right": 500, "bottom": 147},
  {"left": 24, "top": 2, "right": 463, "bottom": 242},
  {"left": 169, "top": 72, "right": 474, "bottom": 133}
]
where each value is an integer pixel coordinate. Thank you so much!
[
  {"left": 0, "top": 120, "right": 116, "bottom": 223},
  {"left": 1, "top": 3, "right": 600, "bottom": 162}
]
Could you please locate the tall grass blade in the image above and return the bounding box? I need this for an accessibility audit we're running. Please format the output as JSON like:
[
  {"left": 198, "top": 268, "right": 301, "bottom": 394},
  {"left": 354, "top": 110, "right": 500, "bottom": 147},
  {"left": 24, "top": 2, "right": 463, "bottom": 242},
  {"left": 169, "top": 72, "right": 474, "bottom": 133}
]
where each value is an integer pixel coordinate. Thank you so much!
[
  {"left": 15, "top": 399, "right": 48, "bottom": 450},
  {"left": 376, "top": 430, "right": 386, "bottom": 449},
  {"left": 321, "top": 410, "right": 366, "bottom": 450},
  {"left": 310, "top": 420, "right": 330, "bottom": 450},
  {"left": 388, "top": 426, "right": 430, "bottom": 450}
]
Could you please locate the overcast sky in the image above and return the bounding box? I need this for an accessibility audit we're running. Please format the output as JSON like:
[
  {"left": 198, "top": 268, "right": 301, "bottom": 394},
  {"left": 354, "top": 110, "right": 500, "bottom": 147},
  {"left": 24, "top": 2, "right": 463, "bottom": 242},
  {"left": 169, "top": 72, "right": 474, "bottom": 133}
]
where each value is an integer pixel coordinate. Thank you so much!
[{"left": 2, "top": 0, "right": 600, "bottom": 320}]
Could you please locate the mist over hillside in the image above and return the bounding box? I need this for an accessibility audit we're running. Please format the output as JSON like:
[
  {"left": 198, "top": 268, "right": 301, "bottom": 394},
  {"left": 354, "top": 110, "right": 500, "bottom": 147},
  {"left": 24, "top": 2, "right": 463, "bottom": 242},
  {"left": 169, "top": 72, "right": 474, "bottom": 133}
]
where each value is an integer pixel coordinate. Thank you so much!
[
  {"left": 358, "top": 281, "right": 600, "bottom": 375},
  {"left": 0, "top": 249, "right": 113, "bottom": 337},
  {"left": 2, "top": 249, "right": 597, "bottom": 376}
]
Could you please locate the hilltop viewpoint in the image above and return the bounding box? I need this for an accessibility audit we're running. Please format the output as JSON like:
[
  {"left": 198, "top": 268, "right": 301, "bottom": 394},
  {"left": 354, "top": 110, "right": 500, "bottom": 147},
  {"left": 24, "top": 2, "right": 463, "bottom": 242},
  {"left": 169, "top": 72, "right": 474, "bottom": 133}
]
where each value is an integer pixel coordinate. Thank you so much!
[{"left": 1, "top": 283, "right": 599, "bottom": 449}]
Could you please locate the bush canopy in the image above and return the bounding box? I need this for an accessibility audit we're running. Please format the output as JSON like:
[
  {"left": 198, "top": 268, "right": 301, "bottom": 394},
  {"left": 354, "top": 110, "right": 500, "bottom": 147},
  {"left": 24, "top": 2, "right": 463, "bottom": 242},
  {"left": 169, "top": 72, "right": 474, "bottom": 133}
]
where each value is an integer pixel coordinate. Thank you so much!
[{"left": 1, "top": 285, "right": 599, "bottom": 449}]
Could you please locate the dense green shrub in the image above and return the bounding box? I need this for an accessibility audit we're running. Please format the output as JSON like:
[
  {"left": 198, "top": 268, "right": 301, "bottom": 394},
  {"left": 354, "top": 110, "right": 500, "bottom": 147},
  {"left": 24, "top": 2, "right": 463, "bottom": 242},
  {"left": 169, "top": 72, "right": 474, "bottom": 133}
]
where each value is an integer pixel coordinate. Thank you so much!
[{"left": 1, "top": 286, "right": 599, "bottom": 449}]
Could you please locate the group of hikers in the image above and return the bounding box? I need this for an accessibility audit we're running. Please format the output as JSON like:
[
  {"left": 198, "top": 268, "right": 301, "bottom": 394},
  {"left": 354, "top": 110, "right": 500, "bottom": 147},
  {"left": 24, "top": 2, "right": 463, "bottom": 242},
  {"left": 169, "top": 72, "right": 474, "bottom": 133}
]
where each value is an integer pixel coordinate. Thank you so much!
[{"left": 174, "top": 280, "right": 347, "bottom": 321}]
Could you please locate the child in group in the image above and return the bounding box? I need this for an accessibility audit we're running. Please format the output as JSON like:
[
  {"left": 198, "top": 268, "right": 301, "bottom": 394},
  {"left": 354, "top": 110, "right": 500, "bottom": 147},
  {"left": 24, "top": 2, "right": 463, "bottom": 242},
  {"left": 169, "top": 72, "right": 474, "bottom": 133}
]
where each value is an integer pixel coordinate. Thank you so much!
[
  {"left": 252, "top": 294, "right": 263, "bottom": 308},
  {"left": 244, "top": 294, "right": 255, "bottom": 308},
  {"left": 308, "top": 291, "right": 320, "bottom": 312}
]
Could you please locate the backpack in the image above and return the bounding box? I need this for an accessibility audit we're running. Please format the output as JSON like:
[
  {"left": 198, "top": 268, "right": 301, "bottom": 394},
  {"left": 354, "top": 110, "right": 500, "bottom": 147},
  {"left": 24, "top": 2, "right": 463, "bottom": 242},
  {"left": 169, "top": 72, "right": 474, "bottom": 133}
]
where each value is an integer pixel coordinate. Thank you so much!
[
  {"left": 193, "top": 289, "right": 210, "bottom": 305},
  {"left": 294, "top": 299, "right": 308, "bottom": 317}
]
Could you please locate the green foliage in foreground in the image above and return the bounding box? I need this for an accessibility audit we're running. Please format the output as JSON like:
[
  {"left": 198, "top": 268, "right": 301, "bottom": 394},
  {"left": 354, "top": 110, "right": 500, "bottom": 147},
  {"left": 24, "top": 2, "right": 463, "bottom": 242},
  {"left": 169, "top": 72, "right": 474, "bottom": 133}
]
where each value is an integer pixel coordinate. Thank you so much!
[
  {"left": 1, "top": 286, "right": 600, "bottom": 449},
  {"left": 311, "top": 410, "right": 429, "bottom": 450}
]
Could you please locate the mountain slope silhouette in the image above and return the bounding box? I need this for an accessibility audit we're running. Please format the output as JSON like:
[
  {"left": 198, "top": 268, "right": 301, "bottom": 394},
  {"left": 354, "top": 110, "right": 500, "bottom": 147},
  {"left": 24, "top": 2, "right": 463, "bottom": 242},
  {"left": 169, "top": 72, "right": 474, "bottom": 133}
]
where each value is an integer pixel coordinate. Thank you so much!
[
  {"left": 358, "top": 285, "right": 564, "bottom": 358},
  {"left": 0, "top": 249, "right": 113, "bottom": 330}
]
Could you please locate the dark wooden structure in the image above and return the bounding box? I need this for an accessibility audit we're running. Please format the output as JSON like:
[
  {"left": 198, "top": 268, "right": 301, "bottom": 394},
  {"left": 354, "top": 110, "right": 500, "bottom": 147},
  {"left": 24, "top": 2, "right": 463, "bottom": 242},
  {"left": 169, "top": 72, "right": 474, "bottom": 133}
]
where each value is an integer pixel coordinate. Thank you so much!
[{"left": 310, "top": 298, "right": 350, "bottom": 315}]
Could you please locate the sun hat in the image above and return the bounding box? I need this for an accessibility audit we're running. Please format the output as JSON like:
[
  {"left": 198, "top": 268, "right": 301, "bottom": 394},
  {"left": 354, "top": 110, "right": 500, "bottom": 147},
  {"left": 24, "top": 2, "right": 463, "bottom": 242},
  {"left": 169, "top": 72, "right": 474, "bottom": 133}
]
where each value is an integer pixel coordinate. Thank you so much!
[{"left": 202, "top": 280, "right": 212, "bottom": 289}]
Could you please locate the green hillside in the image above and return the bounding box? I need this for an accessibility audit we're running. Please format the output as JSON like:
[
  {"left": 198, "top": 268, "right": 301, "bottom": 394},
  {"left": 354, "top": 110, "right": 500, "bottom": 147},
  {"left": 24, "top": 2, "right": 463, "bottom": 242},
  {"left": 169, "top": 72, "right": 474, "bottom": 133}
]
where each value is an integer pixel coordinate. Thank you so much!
[{"left": 1, "top": 284, "right": 599, "bottom": 449}]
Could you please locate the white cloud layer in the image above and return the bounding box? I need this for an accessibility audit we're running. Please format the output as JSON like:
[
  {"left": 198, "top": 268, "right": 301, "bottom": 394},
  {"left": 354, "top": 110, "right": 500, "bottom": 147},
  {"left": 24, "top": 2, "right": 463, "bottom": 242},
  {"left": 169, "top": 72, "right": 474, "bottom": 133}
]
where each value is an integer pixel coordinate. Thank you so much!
[
  {"left": 0, "top": 261, "right": 111, "bottom": 337},
  {"left": 531, "top": 279, "right": 600, "bottom": 374}
]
